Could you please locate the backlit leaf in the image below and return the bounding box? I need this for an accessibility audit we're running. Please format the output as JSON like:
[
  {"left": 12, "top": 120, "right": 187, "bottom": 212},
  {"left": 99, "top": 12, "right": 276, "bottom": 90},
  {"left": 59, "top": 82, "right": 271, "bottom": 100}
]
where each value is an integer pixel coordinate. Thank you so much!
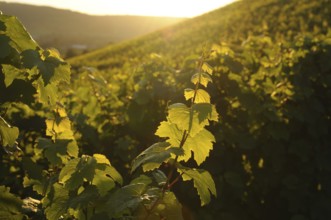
[
  {"left": 184, "top": 88, "right": 195, "bottom": 101},
  {"left": 202, "top": 62, "right": 213, "bottom": 75},
  {"left": 105, "top": 183, "right": 147, "bottom": 218},
  {"left": 184, "top": 89, "right": 210, "bottom": 103},
  {"left": 131, "top": 142, "right": 183, "bottom": 173},
  {"left": 0, "top": 185, "right": 24, "bottom": 220},
  {"left": 167, "top": 103, "right": 217, "bottom": 136},
  {"left": 44, "top": 183, "right": 69, "bottom": 220},
  {"left": 194, "top": 89, "right": 210, "bottom": 103},
  {"left": 178, "top": 166, "right": 216, "bottom": 206},
  {"left": 1, "top": 64, "right": 26, "bottom": 87},
  {"left": 179, "top": 128, "right": 215, "bottom": 165},
  {"left": 191, "top": 72, "right": 213, "bottom": 87},
  {"left": 0, "top": 116, "right": 19, "bottom": 147},
  {"left": 1, "top": 15, "right": 38, "bottom": 51}
]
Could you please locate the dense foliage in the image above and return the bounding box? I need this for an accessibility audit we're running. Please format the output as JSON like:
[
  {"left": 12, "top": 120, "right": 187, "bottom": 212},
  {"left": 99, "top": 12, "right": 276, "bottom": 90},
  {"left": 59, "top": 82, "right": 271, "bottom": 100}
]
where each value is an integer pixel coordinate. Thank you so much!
[{"left": 1, "top": 0, "right": 331, "bottom": 219}]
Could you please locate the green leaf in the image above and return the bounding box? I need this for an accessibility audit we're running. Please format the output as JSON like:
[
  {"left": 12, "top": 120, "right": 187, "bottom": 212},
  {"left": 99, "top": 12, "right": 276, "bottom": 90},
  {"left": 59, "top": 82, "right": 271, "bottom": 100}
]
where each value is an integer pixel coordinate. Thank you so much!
[
  {"left": 177, "top": 167, "right": 217, "bottom": 206},
  {"left": 180, "top": 128, "right": 215, "bottom": 165},
  {"left": 131, "top": 142, "right": 183, "bottom": 173},
  {"left": 68, "top": 185, "right": 99, "bottom": 209},
  {"left": 21, "top": 49, "right": 42, "bottom": 69},
  {"left": 44, "top": 183, "right": 69, "bottom": 220},
  {"left": 37, "top": 138, "right": 74, "bottom": 165},
  {"left": 93, "top": 153, "right": 111, "bottom": 165},
  {"left": 152, "top": 170, "right": 167, "bottom": 187},
  {"left": 33, "top": 77, "right": 58, "bottom": 105},
  {"left": 192, "top": 103, "right": 218, "bottom": 123},
  {"left": 167, "top": 103, "right": 218, "bottom": 136},
  {"left": 59, "top": 156, "right": 96, "bottom": 190},
  {"left": 38, "top": 50, "right": 71, "bottom": 85},
  {"left": 156, "top": 120, "right": 215, "bottom": 165},
  {"left": 0, "top": 15, "right": 38, "bottom": 51},
  {"left": 105, "top": 183, "right": 147, "bottom": 218},
  {"left": 184, "top": 88, "right": 195, "bottom": 101},
  {"left": 0, "top": 185, "right": 24, "bottom": 220},
  {"left": 0, "top": 116, "right": 19, "bottom": 147},
  {"left": 136, "top": 191, "right": 183, "bottom": 220},
  {"left": 130, "top": 175, "right": 153, "bottom": 186},
  {"left": 184, "top": 89, "right": 210, "bottom": 103},
  {"left": 45, "top": 117, "right": 74, "bottom": 140},
  {"left": 202, "top": 62, "right": 213, "bottom": 75},
  {"left": 0, "top": 35, "right": 13, "bottom": 59},
  {"left": 155, "top": 121, "right": 183, "bottom": 146},
  {"left": 59, "top": 155, "right": 122, "bottom": 194},
  {"left": 92, "top": 169, "right": 116, "bottom": 196},
  {"left": 102, "top": 165, "right": 123, "bottom": 186},
  {"left": 1, "top": 64, "right": 26, "bottom": 87},
  {"left": 191, "top": 72, "right": 212, "bottom": 87}
]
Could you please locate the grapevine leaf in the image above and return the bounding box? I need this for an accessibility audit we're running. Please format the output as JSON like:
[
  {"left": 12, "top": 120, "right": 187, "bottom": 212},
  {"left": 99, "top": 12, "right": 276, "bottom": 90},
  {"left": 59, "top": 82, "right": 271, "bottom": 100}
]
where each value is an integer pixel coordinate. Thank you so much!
[
  {"left": 152, "top": 170, "right": 167, "bottom": 187},
  {"left": 136, "top": 191, "right": 183, "bottom": 220},
  {"left": 155, "top": 121, "right": 183, "bottom": 146},
  {"left": 45, "top": 117, "right": 74, "bottom": 140},
  {"left": 21, "top": 49, "right": 42, "bottom": 69},
  {"left": 181, "top": 128, "right": 216, "bottom": 165},
  {"left": 184, "top": 89, "right": 210, "bottom": 103},
  {"left": 194, "top": 89, "right": 211, "bottom": 103},
  {"left": 191, "top": 72, "right": 212, "bottom": 87},
  {"left": 156, "top": 121, "right": 215, "bottom": 165},
  {"left": 0, "top": 116, "right": 19, "bottom": 147},
  {"left": 66, "top": 140, "right": 79, "bottom": 158},
  {"left": 177, "top": 167, "right": 217, "bottom": 206},
  {"left": 92, "top": 169, "right": 116, "bottom": 196},
  {"left": 0, "top": 35, "right": 13, "bottom": 59},
  {"left": 37, "top": 138, "right": 71, "bottom": 165},
  {"left": 131, "top": 142, "right": 183, "bottom": 173},
  {"left": 39, "top": 50, "right": 70, "bottom": 85},
  {"left": 59, "top": 155, "right": 122, "bottom": 193},
  {"left": 184, "top": 88, "right": 194, "bottom": 100},
  {"left": 44, "top": 183, "right": 69, "bottom": 220},
  {"left": 103, "top": 165, "right": 123, "bottom": 185},
  {"left": 192, "top": 103, "right": 219, "bottom": 123},
  {"left": 202, "top": 62, "right": 213, "bottom": 75},
  {"left": 59, "top": 156, "right": 96, "bottom": 190},
  {"left": 22, "top": 157, "right": 46, "bottom": 195},
  {"left": 1, "top": 64, "right": 26, "bottom": 87},
  {"left": 130, "top": 175, "right": 153, "bottom": 186},
  {"left": 58, "top": 158, "right": 80, "bottom": 184},
  {"left": 0, "top": 185, "right": 24, "bottom": 220},
  {"left": 33, "top": 77, "right": 58, "bottom": 105},
  {"left": 0, "top": 15, "right": 38, "bottom": 51},
  {"left": 68, "top": 185, "right": 99, "bottom": 209},
  {"left": 93, "top": 153, "right": 111, "bottom": 165},
  {"left": 167, "top": 103, "right": 218, "bottom": 136},
  {"left": 105, "top": 183, "right": 147, "bottom": 218}
]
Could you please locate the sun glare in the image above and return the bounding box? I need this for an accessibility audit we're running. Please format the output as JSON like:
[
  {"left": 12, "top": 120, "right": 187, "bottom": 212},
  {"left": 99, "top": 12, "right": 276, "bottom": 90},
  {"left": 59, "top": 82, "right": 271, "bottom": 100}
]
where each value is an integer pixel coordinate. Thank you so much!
[{"left": 6, "top": 0, "right": 236, "bottom": 17}]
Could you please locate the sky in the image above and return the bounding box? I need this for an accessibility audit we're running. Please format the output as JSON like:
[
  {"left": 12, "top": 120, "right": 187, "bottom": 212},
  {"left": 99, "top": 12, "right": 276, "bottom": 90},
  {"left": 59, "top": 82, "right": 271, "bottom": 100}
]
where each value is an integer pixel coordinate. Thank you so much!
[{"left": 2, "top": 0, "right": 236, "bottom": 17}]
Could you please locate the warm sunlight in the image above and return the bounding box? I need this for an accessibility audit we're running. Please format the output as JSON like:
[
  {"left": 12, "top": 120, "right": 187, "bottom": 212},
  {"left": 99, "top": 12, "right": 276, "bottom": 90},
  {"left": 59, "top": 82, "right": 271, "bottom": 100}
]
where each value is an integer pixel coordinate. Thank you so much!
[{"left": 3, "top": 0, "right": 236, "bottom": 17}]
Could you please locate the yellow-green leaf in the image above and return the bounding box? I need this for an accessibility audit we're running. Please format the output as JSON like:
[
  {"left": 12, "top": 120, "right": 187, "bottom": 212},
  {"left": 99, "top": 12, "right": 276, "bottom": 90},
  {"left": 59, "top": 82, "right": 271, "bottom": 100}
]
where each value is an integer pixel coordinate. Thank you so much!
[
  {"left": 202, "top": 62, "right": 213, "bottom": 75},
  {"left": 191, "top": 72, "right": 212, "bottom": 87},
  {"left": 178, "top": 167, "right": 217, "bottom": 206}
]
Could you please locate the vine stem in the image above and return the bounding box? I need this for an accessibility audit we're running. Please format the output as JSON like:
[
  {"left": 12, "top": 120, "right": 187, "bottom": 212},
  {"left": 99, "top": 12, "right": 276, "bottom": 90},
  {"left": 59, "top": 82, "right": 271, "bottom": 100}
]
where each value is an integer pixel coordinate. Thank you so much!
[{"left": 144, "top": 52, "right": 207, "bottom": 220}]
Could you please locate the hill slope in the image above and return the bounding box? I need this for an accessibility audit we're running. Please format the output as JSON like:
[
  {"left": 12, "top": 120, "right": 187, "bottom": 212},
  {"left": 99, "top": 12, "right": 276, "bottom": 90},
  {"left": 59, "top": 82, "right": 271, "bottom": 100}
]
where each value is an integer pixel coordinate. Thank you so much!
[
  {"left": 0, "top": 2, "right": 185, "bottom": 56},
  {"left": 69, "top": 0, "right": 330, "bottom": 68},
  {"left": 66, "top": 0, "right": 331, "bottom": 219}
]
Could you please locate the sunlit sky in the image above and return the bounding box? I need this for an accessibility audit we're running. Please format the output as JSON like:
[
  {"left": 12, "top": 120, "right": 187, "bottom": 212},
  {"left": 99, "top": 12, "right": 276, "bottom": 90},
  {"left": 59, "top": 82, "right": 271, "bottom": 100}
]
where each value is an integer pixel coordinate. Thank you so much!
[{"left": 2, "top": 0, "right": 236, "bottom": 17}]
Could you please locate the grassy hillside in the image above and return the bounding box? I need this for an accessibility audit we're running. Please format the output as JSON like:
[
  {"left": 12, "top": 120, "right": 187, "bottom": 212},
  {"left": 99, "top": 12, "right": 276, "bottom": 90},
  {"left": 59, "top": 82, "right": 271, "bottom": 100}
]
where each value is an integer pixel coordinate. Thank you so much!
[
  {"left": 0, "top": 2, "right": 185, "bottom": 56},
  {"left": 69, "top": 0, "right": 330, "bottom": 72},
  {"left": 66, "top": 0, "right": 331, "bottom": 219}
]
